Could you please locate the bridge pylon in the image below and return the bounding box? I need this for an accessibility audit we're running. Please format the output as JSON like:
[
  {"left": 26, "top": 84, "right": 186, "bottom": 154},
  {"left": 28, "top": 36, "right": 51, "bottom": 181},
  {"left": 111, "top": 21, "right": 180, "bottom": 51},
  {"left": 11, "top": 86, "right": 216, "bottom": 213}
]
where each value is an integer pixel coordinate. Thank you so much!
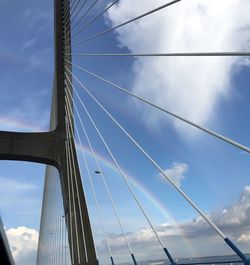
[{"left": 0, "top": 1, "right": 98, "bottom": 264}]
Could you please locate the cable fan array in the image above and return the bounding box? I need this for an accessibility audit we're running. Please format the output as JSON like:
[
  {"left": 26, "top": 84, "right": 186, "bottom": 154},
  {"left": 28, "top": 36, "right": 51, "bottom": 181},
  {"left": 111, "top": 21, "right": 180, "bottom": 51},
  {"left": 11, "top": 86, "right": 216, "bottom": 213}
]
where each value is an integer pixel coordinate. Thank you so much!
[{"left": 39, "top": 0, "right": 250, "bottom": 265}]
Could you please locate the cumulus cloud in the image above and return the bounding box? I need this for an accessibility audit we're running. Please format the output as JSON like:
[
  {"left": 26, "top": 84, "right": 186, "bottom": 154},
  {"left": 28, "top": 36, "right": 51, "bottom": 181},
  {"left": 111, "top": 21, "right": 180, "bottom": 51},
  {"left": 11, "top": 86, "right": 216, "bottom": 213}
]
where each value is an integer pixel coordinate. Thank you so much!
[
  {"left": 212, "top": 186, "right": 250, "bottom": 228},
  {"left": 237, "top": 233, "right": 250, "bottom": 243},
  {"left": 160, "top": 162, "right": 188, "bottom": 187},
  {"left": 107, "top": 0, "right": 250, "bottom": 137},
  {"left": 97, "top": 185, "right": 250, "bottom": 260},
  {"left": 6, "top": 226, "right": 39, "bottom": 265}
]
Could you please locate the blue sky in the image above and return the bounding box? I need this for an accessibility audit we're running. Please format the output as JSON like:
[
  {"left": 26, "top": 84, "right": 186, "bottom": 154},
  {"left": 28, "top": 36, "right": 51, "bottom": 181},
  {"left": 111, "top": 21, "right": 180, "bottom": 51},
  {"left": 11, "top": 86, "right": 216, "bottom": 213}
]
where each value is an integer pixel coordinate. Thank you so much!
[{"left": 0, "top": 0, "right": 250, "bottom": 265}]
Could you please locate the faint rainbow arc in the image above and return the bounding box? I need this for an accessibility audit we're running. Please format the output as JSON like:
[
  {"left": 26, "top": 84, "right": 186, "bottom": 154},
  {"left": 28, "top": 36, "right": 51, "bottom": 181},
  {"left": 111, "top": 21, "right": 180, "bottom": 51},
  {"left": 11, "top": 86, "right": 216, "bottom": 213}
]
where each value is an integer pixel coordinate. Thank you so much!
[
  {"left": 76, "top": 143, "right": 197, "bottom": 256},
  {"left": 0, "top": 116, "right": 46, "bottom": 132},
  {"left": 0, "top": 116, "right": 196, "bottom": 255}
]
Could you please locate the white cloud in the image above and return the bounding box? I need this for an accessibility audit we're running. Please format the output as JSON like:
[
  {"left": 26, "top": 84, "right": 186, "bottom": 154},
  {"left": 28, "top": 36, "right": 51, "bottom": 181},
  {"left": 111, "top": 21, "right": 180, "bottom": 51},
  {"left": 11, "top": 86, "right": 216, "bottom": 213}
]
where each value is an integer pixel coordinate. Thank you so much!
[
  {"left": 160, "top": 162, "right": 188, "bottom": 187},
  {"left": 97, "top": 185, "right": 250, "bottom": 259},
  {"left": 213, "top": 185, "right": 250, "bottom": 226},
  {"left": 237, "top": 233, "right": 250, "bottom": 243},
  {"left": 6, "top": 226, "right": 39, "bottom": 265},
  {"left": 244, "top": 185, "right": 250, "bottom": 193},
  {"left": 107, "top": 0, "right": 250, "bottom": 137}
]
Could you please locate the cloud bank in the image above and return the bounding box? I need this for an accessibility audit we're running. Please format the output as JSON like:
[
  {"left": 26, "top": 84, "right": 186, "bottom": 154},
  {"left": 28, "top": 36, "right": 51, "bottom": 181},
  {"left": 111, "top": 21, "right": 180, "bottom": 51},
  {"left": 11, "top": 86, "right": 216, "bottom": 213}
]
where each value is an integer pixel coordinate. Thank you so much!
[
  {"left": 4, "top": 185, "right": 250, "bottom": 263},
  {"left": 97, "top": 186, "right": 250, "bottom": 260},
  {"left": 107, "top": 0, "right": 250, "bottom": 137}
]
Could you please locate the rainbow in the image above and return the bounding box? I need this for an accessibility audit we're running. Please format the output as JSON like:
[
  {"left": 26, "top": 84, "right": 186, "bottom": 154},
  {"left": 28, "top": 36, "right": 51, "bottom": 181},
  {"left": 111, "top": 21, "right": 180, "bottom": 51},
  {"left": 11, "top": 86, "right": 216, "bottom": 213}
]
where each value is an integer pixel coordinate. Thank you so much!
[
  {"left": 0, "top": 116, "right": 46, "bottom": 132},
  {"left": 76, "top": 143, "right": 197, "bottom": 256},
  {"left": 0, "top": 115, "right": 196, "bottom": 255}
]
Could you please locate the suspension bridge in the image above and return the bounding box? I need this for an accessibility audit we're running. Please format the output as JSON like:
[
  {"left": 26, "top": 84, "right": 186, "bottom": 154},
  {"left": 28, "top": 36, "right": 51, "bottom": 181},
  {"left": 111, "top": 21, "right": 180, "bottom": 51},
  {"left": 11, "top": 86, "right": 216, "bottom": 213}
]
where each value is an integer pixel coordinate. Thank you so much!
[{"left": 0, "top": 1, "right": 249, "bottom": 265}]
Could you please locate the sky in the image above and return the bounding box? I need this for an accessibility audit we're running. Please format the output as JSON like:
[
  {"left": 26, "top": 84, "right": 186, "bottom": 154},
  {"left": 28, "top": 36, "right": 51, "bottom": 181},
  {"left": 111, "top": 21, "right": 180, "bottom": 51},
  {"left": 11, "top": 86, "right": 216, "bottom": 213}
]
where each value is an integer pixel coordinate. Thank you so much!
[{"left": 0, "top": 0, "right": 250, "bottom": 265}]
